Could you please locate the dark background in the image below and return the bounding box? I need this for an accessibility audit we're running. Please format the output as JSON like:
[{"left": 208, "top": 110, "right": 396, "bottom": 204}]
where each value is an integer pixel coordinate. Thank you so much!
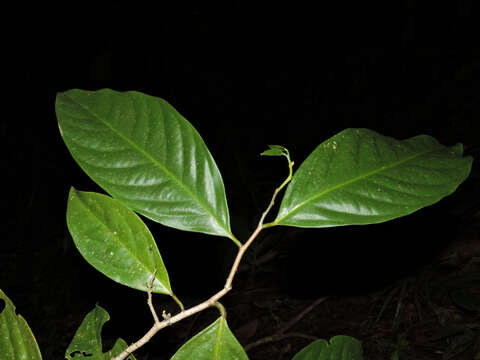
[{"left": 3, "top": 2, "right": 480, "bottom": 359}]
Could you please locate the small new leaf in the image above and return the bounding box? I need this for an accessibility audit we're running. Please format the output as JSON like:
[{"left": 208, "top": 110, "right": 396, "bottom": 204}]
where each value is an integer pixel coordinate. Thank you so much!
[{"left": 261, "top": 145, "right": 290, "bottom": 160}]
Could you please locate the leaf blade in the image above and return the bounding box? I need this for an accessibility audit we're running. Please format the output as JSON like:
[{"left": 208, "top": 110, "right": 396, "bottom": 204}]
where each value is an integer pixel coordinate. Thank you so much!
[
  {"left": 56, "top": 89, "right": 232, "bottom": 238},
  {"left": 292, "top": 335, "right": 363, "bottom": 360},
  {"left": 274, "top": 128, "right": 473, "bottom": 228},
  {"left": 171, "top": 317, "right": 249, "bottom": 360},
  {"left": 0, "top": 289, "right": 42, "bottom": 360},
  {"left": 65, "top": 305, "right": 136, "bottom": 360},
  {"left": 261, "top": 144, "right": 289, "bottom": 157},
  {"left": 66, "top": 188, "right": 172, "bottom": 295}
]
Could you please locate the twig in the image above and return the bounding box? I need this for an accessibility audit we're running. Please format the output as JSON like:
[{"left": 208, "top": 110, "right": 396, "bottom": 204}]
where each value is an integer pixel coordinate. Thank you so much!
[
  {"left": 245, "top": 332, "right": 318, "bottom": 351},
  {"left": 147, "top": 269, "right": 160, "bottom": 324},
  {"left": 244, "top": 297, "right": 328, "bottom": 351},
  {"left": 280, "top": 297, "right": 328, "bottom": 334}
]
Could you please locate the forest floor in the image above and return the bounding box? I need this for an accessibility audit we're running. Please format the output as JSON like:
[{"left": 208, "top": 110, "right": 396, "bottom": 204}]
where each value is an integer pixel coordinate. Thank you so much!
[
  {"left": 3, "top": 214, "right": 479, "bottom": 360},
  {"left": 226, "top": 225, "right": 480, "bottom": 360}
]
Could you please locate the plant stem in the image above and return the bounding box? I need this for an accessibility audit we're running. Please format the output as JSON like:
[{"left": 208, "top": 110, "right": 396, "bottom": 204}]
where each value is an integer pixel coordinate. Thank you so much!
[
  {"left": 112, "top": 160, "right": 294, "bottom": 360},
  {"left": 147, "top": 271, "right": 160, "bottom": 324},
  {"left": 262, "top": 159, "right": 294, "bottom": 228},
  {"left": 229, "top": 233, "right": 243, "bottom": 248},
  {"left": 214, "top": 301, "right": 226, "bottom": 319},
  {"left": 171, "top": 293, "right": 185, "bottom": 312}
]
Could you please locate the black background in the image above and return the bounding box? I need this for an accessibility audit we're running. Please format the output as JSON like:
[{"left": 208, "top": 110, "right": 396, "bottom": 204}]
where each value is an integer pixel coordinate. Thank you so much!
[{"left": 3, "top": 2, "right": 480, "bottom": 359}]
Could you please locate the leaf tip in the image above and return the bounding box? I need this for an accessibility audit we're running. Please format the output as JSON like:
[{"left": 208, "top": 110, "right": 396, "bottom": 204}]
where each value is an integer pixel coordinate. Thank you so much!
[{"left": 68, "top": 186, "right": 78, "bottom": 199}]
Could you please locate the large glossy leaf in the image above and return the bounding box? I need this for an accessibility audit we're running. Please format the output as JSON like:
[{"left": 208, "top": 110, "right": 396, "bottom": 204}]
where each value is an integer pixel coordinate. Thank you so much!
[
  {"left": 56, "top": 89, "right": 233, "bottom": 239},
  {"left": 171, "top": 317, "right": 248, "bottom": 360},
  {"left": 292, "top": 336, "right": 363, "bottom": 360},
  {"left": 272, "top": 128, "right": 473, "bottom": 228},
  {"left": 65, "top": 305, "right": 136, "bottom": 360},
  {"left": 67, "top": 188, "right": 172, "bottom": 295},
  {"left": 0, "top": 289, "right": 42, "bottom": 360}
]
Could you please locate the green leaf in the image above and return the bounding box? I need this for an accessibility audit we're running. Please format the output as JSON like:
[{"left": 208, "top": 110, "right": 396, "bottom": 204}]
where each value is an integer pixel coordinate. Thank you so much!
[
  {"left": 261, "top": 145, "right": 289, "bottom": 157},
  {"left": 171, "top": 317, "right": 248, "bottom": 360},
  {"left": 56, "top": 89, "right": 233, "bottom": 239},
  {"left": 67, "top": 188, "right": 172, "bottom": 295},
  {"left": 261, "top": 148, "right": 284, "bottom": 156},
  {"left": 272, "top": 128, "right": 473, "bottom": 228},
  {"left": 0, "top": 289, "right": 42, "bottom": 360},
  {"left": 65, "top": 305, "right": 136, "bottom": 360},
  {"left": 292, "top": 336, "right": 363, "bottom": 360}
]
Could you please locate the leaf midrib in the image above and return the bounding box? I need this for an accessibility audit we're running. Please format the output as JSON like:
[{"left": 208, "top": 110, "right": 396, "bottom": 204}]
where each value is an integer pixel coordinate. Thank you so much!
[
  {"left": 275, "top": 145, "right": 443, "bottom": 224},
  {"left": 214, "top": 318, "right": 224, "bottom": 359},
  {"left": 74, "top": 190, "right": 171, "bottom": 295},
  {"left": 64, "top": 92, "right": 230, "bottom": 237}
]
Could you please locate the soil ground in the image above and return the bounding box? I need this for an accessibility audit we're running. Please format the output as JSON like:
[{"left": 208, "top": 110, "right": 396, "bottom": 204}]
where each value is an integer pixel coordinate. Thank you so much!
[{"left": 4, "top": 217, "right": 479, "bottom": 360}]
